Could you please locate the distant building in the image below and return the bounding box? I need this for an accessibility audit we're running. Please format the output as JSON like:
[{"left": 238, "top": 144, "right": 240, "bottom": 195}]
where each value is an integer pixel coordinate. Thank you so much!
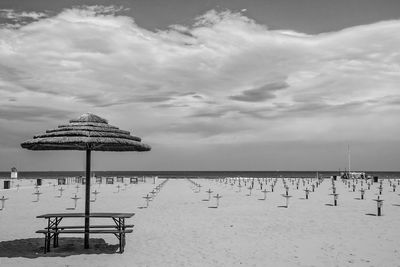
[
  {"left": 11, "top": 167, "right": 17, "bottom": 179},
  {"left": 341, "top": 171, "right": 366, "bottom": 179}
]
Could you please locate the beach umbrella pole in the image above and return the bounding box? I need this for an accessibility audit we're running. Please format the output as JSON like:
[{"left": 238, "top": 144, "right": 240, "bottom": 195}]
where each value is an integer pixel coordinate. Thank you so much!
[{"left": 84, "top": 149, "right": 91, "bottom": 249}]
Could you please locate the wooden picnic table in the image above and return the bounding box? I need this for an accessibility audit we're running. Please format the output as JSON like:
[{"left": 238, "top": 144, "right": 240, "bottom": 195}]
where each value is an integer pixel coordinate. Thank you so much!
[{"left": 36, "top": 212, "right": 135, "bottom": 253}]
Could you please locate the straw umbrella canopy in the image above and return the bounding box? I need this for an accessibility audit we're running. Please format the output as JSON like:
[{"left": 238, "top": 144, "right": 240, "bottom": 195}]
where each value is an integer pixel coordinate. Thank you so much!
[{"left": 21, "top": 113, "right": 151, "bottom": 249}]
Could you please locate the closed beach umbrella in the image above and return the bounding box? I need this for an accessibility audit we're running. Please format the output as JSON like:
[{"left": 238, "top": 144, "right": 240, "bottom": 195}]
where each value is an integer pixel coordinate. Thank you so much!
[{"left": 21, "top": 113, "right": 151, "bottom": 249}]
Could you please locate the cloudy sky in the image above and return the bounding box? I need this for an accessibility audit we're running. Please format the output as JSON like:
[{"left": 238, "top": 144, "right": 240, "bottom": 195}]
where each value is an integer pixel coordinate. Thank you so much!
[{"left": 1, "top": 0, "right": 400, "bottom": 172}]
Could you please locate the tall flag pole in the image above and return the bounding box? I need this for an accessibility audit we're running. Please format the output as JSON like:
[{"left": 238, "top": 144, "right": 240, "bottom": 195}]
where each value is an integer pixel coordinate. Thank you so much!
[{"left": 348, "top": 144, "right": 351, "bottom": 177}]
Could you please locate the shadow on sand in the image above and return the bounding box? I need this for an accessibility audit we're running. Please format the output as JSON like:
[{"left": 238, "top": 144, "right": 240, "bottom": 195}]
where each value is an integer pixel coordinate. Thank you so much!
[
  {"left": 277, "top": 205, "right": 288, "bottom": 208},
  {"left": 325, "top": 204, "right": 334, "bottom": 206},
  {"left": 392, "top": 204, "right": 400, "bottom": 207},
  {"left": 0, "top": 237, "right": 119, "bottom": 258},
  {"left": 365, "top": 213, "right": 377, "bottom": 216},
  {"left": 208, "top": 206, "right": 218, "bottom": 209}
]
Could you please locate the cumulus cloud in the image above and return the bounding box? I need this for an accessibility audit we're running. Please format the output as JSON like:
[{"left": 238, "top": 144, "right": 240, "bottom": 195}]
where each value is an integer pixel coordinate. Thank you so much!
[
  {"left": 0, "top": 9, "right": 47, "bottom": 20},
  {"left": 0, "top": 9, "right": 48, "bottom": 28},
  {"left": 0, "top": 6, "right": 400, "bottom": 150},
  {"left": 230, "top": 81, "right": 289, "bottom": 102}
]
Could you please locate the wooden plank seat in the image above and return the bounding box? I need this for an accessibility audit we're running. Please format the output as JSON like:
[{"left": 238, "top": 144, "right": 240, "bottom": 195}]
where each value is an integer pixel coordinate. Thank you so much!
[
  {"left": 45, "top": 224, "right": 134, "bottom": 230},
  {"left": 37, "top": 229, "right": 133, "bottom": 234},
  {"left": 36, "top": 228, "right": 133, "bottom": 253}
]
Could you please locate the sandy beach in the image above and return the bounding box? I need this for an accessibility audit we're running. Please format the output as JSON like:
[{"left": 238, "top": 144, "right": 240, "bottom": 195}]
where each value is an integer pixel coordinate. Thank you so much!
[
  {"left": 1, "top": 177, "right": 399, "bottom": 267},
  {"left": 1, "top": 1, "right": 400, "bottom": 266}
]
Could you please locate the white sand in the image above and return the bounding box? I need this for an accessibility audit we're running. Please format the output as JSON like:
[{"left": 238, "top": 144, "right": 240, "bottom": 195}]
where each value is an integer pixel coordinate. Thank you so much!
[{"left": 1, "top": 177, "right": 400, "bottom": 266}]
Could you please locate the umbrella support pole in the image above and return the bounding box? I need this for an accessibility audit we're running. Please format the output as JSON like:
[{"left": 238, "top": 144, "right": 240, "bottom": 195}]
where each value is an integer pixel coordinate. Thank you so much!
[{"left": 84, "top": 149, "right": 91, "bottom": 249}]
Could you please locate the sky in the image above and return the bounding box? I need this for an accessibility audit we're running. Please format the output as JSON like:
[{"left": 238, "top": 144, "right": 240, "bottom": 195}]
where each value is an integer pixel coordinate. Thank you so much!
[{"left": 0, "top": 1, "right": 400, "bottom": 172}]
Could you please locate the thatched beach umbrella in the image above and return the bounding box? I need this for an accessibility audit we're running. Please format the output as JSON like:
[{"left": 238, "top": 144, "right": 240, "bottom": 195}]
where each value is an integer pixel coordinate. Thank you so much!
[{"left": 21, "top": 113, "right": 151, "bottom": 249}]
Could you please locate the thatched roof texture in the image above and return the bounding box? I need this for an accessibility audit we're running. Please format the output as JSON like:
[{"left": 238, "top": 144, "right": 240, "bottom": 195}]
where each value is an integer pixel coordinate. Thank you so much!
[{"left": 21, "top": 113, "right": 151, "bottom": 152}]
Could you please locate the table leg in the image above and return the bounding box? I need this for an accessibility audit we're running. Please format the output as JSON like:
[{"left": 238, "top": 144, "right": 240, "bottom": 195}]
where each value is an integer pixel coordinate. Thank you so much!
[
  {"left": 44, "top": 233, "right": 48, "bottom": 254},
  {"left": 53, "top": 217, "right": 57, "bottom": 248},
  {"left": 121, "top": 234, "right": 126, "bottom": 253},
  {"left": 112, "top": 217, "right": 129, "bottom": 253},
  {"left": 56, "top": 217, "right": 62, "bottom": 247},
  {"left": 46, "top": 232, "right": 51, "bottom": 252},
  {"left": 46, "top": 218, "right": 51, "bottom": 252},
  {"left": 121, "top": 218, "right": 126, "bottom": 253},
  {"left": 51, "top": 217, "right": 62, "bottom": 248}
]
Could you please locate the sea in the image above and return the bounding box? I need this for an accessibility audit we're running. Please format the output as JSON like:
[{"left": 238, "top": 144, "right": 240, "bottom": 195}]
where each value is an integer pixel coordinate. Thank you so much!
[{"left": 0, "top": 171, "right": 399, "bottom": 179}]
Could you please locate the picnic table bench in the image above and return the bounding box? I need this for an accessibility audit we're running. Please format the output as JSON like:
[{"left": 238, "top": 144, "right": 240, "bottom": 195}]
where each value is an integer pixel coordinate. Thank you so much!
[{"left": 36, "top": 212, "right": 135, "bottom": 253}]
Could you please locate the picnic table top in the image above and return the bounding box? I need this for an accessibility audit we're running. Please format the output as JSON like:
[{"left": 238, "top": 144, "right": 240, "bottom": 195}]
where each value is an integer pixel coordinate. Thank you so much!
[{"left": 37, "top": 212, "right": 135, "bottom": 219}]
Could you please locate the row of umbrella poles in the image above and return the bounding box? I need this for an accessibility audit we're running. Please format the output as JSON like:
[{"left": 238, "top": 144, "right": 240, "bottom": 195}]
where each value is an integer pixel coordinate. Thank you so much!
[
  {"left": 212, "top": 176, "right": 393, "bottom": 215},
  {"left": 216, "top": 177, "right": 322, "bottom": 195},
  {"left": 3, "top": 182, "right": 91, "bottom": 204},
  {"left": 187, "top": 179, "right": 222, "bottom": 208},
  {"left": 142, "top": 179, "right": 169, "bottom": 208},
  {"left": 228, "top": 178, "right": 323, "bottom": 208},
  {"left": 214, "top": 177, "right": 323, "bottom": 208},
  {"left": 331, "top": 179, "right": 385, "bottom": 216},
  {"left": 4, "top": 182, "right": 76, "bottom": 203},
  {"left": 0, "top": 176, "right": 149, "bottom": 211},
  {"left": 20, "top": 113, "right": 151, "bottom": 249},
  {"left": 340, "top": 178, "right": 399, "bottom": 196},
  {"left": 216, "top": 177, "right": 322, "bottom": 189},
  {"left": 1, "top": 182, "right": 69, "bottom": 210}
]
